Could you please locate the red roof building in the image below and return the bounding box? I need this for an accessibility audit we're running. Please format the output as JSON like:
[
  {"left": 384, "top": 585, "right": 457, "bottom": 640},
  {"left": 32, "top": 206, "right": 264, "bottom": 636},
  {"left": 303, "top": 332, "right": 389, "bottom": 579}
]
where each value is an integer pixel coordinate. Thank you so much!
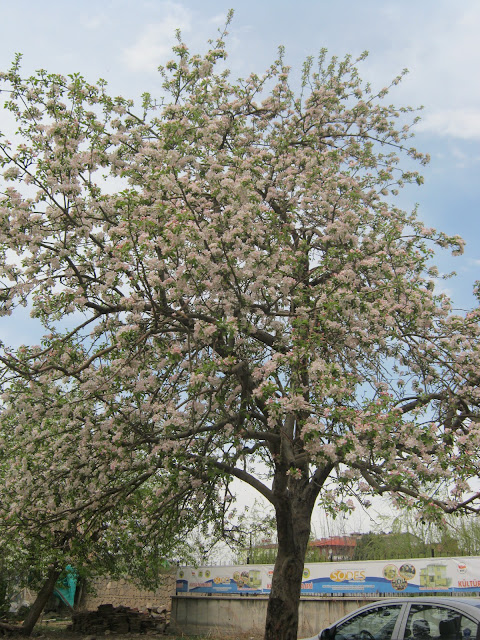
[{"left": 308, "top": 535, "right": 359, "bottom": 561}]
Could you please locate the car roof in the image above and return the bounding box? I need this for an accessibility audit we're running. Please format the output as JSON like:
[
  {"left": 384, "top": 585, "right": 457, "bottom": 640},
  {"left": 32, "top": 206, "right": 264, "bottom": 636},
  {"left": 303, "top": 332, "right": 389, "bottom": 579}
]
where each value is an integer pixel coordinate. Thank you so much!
[
  {"left": 360, "top": 597, "right": 480, "bottom": 612},
  {"left": 373, "top": 597, "right": 480, "bottom": 604}
]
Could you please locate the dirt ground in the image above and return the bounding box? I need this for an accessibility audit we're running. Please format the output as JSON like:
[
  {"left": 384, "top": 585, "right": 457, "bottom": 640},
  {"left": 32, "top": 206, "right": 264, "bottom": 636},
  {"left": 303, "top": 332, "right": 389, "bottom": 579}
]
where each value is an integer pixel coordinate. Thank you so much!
[
  {"left": 1, "top": 618, "right": 263, "bottom": 640},
  {"left": 20, "top": 630, "right": 242, "bottom": 640},
  {"left": 24, "top": 621, "right": 262, "bottom": 640},
  {"left": 32, "top": 632, "right": 261, "bottom": 640}
]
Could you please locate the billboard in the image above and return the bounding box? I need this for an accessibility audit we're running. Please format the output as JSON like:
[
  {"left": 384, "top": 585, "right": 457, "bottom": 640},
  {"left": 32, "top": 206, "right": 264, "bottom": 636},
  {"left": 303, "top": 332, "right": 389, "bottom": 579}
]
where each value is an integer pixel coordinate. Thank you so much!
[{"left": 176, "top": 557, "right": 480, "bottom": 596}]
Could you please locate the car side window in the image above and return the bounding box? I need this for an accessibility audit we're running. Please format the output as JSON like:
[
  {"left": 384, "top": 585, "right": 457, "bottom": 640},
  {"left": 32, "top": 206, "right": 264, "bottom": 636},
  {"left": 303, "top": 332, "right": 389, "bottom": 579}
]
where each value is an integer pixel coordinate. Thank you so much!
[
  {"left": 405, "top": 605, "right": 479, "bottom": 640},
  {"left": 335, "top": 605, "right": 403, "bottom": 640}
]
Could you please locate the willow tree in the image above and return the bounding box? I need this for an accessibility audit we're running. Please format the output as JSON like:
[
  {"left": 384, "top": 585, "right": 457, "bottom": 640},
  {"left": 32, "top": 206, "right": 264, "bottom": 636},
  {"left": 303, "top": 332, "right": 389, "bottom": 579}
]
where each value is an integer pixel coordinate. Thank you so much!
[{"left": 1, "top": 20, "right": 480, "bottom": 640}]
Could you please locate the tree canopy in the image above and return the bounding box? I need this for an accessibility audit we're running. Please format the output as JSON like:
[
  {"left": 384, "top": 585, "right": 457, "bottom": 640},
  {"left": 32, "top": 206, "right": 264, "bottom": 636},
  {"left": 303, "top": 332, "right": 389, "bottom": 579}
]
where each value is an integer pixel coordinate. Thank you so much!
[{"left": 1, "top": 18, "right": 480, "bottom": 639}]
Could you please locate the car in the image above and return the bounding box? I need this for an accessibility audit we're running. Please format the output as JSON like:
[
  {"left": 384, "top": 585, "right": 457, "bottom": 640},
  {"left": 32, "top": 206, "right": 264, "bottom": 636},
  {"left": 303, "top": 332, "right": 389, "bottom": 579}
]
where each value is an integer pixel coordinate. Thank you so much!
[{"left": 301, "top": 597, "right": 480, "bottom": 640}]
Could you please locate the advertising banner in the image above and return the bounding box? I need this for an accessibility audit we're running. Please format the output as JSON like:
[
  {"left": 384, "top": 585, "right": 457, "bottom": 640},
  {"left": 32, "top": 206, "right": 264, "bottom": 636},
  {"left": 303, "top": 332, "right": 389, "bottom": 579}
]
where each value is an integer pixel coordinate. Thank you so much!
[{"left": 176, "top": 557, "right": 480, "bottom": 596}]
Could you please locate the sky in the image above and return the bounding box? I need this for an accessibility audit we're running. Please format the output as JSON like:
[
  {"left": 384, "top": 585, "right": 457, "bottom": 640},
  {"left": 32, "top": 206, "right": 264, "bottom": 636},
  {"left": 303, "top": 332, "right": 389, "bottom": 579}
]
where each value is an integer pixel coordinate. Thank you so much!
[{"left": 0, "top": 0, "right": 479, "bottom": 537}]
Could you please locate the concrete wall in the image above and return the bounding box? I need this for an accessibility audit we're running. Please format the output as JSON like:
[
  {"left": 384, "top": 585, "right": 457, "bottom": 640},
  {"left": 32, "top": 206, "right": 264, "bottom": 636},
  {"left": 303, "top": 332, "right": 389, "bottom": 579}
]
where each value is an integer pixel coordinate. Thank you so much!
[
  {"left": 81, "top": 573, "right": 176, "bottom": 613},
  {"left": 171, "top": 595, "right": 378, "bottom": 638}
]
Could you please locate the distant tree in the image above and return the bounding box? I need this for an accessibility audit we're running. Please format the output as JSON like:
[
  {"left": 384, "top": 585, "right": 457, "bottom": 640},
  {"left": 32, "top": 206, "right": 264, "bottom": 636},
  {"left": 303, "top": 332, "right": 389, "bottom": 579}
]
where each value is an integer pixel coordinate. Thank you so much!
[
  {"left": 353, "top": 531, "right": 428, "bottom": 561},
  {"left": 245, "top": 539, "right": 342, "bottom": 565},
  {"left": 1, "top": 15, "right": 480, "bottom": 640},
  {"left": 352, "top": 509, "right": 471, "bottom": 561},
  {"left": 244, "top": 544, "right": 278, "bottom": 565},
  {"left": 233, "top": 502, "right": 278, "bottom": 565},
  {"left": 450, "top": 517, "right": 480, "bottom": 556}
]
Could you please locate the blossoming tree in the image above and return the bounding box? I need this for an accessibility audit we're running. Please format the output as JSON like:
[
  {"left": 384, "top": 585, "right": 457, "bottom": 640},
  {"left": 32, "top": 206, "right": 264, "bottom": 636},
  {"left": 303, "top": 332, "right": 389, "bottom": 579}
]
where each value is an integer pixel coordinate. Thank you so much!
[
  {"left": 0, "top": 372, "right": 235, "bottom": 634},
  {"left": 1, "top": 21, "right": 480, "bottom": 640}
]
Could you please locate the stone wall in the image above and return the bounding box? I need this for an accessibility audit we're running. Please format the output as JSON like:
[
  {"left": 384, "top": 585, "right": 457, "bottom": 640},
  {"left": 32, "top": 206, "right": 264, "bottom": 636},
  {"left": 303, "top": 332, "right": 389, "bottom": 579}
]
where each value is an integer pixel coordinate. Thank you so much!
[{"left": 80, "top": 572, "right": 176, "bottom": 614}]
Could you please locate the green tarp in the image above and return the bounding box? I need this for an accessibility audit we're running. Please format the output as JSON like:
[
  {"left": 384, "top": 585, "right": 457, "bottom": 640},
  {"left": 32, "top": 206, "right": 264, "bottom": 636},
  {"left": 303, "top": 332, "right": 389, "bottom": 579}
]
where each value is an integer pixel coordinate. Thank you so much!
[{"left": 53, "top": 566, "right": 77, "bottom": 608}]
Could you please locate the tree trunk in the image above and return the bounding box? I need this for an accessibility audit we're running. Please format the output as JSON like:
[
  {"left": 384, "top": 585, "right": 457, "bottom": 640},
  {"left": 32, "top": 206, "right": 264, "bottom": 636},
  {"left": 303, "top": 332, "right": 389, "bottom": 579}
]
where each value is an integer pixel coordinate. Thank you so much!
[
  {"left": 21, "top": 565, "right": 61, "bottom": 636},
  {"left": 264, "top": 490, "right": 313, "bottom": 640}
]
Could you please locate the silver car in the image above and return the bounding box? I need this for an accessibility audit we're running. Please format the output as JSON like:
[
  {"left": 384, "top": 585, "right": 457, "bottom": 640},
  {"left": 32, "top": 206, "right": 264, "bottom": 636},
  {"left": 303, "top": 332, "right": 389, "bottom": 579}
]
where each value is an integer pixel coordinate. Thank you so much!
[{"left": 301, "top": 597, "right": 480, "bottom": 640}]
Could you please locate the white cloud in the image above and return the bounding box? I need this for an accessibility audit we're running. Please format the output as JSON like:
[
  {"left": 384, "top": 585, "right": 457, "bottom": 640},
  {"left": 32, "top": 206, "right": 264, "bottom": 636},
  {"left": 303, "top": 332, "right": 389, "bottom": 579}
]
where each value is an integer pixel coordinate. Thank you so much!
[
  {"left": 432, "top": 277, "right": 454, "bottom": 300},
  {"left": 208, "top": 12, "right": 230, "bottom": 27},
  {"left": 417, "top": 109, "right": 480, "bottom": 140},
  {"left": 81, "top": 14, "right": 107, "bottom": 31},
  {"left": 357, "top": 2, "right": 480, "bottom": 140},
  {"left": 122, "top": 3, "right": 192, "bottom": 73}
]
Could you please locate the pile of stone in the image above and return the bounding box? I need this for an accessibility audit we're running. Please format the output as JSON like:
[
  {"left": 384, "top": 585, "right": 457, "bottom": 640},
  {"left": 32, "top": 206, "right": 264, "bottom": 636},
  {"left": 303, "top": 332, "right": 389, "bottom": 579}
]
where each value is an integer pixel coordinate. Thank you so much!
[{"left": 71, "top": 604, "right": 168, "bottom": 635}]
